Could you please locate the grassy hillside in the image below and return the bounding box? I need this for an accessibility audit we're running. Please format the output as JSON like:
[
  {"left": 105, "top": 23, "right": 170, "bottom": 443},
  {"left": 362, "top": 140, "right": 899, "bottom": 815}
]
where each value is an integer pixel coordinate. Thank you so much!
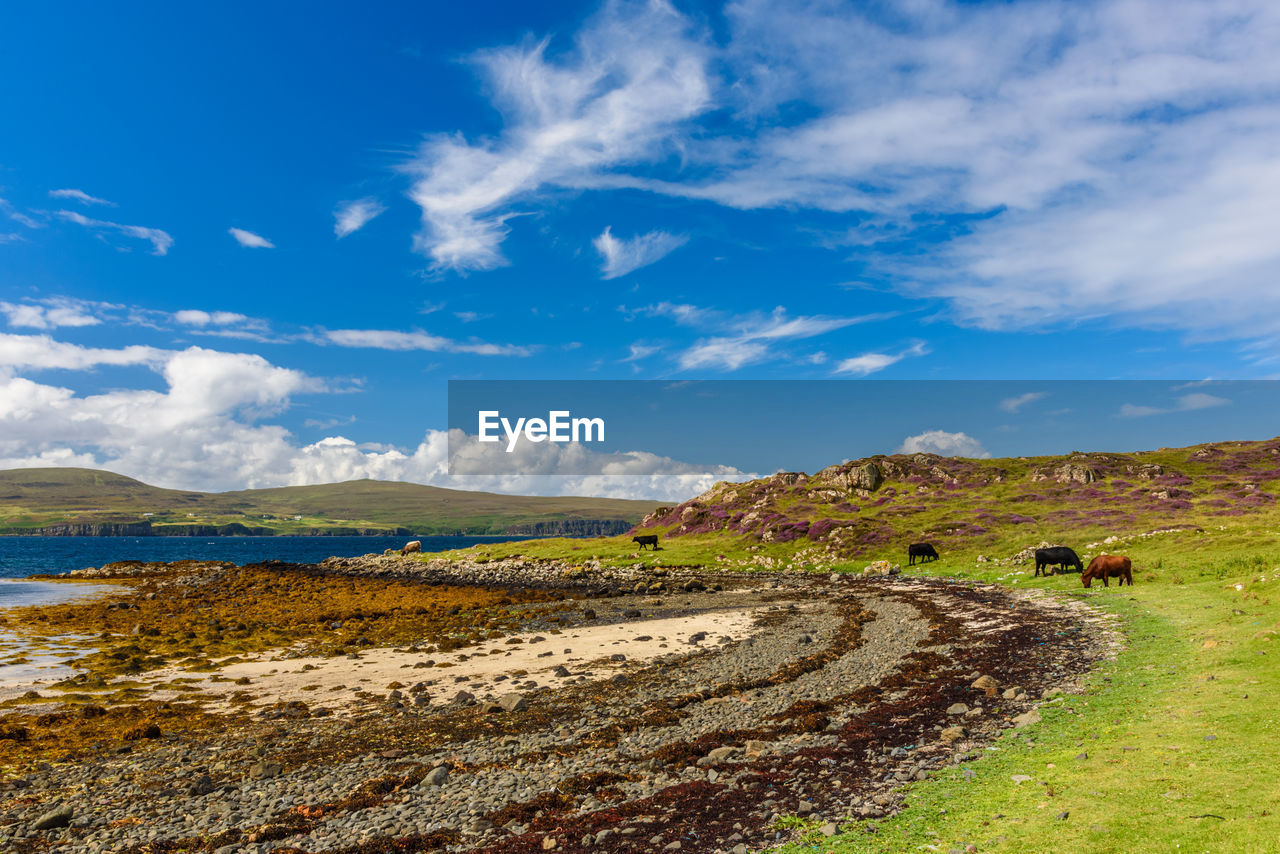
[
  {"left": 422, "top": 437, "right": 1280, "bottom": 852},
  {"left": 0, "top": 468, "right": 662, "bottom": 536},
  {"left": 450, "top": 436, "right": 1280, "bottom": 571}
]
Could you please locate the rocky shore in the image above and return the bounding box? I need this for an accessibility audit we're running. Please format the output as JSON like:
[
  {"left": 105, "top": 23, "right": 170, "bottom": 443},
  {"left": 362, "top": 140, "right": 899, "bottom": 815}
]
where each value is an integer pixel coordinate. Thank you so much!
[{"left": 0, "top": 556, "right": 1114, "bottom": 853}]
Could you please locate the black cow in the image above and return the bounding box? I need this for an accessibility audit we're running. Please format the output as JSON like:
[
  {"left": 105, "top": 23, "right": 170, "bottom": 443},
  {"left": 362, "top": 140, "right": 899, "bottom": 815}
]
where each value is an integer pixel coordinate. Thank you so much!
[
  {"left": 1035, "top": 546, "right": 1083, "bottom": 576},
  {"left": 632, "top": 534, "right": 659, "bottom": 551},
  {"left": 908, "top": 542, "right": 939, "bottom": 565}
]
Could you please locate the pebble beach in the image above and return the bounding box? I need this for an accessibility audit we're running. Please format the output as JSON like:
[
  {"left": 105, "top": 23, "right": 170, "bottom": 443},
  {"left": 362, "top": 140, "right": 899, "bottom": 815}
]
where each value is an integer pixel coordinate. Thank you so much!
[{"left": 0, "top": 555, "right": 1113, "bottom": 853}]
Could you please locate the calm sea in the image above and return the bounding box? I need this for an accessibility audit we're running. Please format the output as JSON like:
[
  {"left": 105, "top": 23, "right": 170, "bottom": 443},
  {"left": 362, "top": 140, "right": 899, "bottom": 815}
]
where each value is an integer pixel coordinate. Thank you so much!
[{"left": 0, "top": 535, "right": 536, "bottom": 581}]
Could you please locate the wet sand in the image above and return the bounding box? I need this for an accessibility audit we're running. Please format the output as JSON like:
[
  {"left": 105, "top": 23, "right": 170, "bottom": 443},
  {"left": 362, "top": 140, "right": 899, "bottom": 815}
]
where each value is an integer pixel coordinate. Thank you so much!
[{"left": 0, "top": 579, "right": 118, "bottom": 700}]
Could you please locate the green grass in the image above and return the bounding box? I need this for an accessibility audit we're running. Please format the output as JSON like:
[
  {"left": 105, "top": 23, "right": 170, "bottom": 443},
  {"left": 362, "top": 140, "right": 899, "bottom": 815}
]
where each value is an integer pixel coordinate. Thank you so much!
[{"left": 762, "top": 542, "right": 1280, "bottom": 854}]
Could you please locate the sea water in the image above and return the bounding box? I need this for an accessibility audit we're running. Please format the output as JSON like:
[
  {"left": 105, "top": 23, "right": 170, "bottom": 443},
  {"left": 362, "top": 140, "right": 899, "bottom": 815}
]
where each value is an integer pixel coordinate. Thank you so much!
[{"left": 0, "top": 534, "right": 537, "bottom": 581}]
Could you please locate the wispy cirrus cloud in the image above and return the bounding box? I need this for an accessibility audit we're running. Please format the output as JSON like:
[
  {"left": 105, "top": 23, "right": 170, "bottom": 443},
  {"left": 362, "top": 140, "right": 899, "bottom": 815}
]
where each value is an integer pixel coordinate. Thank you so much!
[
  {"left": 1000, "top": 391, "right": 1048, "bottom": 413},
  {"left": 399, "top": 0, "right": 1280, "bottom": 344},
  {"left": 1118, "top": 392, "right": 1230, "bottom": 418},
  {"left": 633, "top": 302, "right": 885, "bottom": 371},
  {"left": 405, "top": 0, "right": 711, "bottom": 271},
  {"left": 228, "top": 227, "right": 274, "bottom": 249},
  {"left": 57, "top": 210, "right": 172, "bottom": 255},
  {"left": 321, "top": 328, "right": 534, "bottom": 357},
  {"left": 174, "top": 310, "right": 253, "bottom": 327},
  {"left": 334, "top": 198, "right": 385, "bottom": 238},
  {"left": 49, "top": 188, "right": 114, "bottom": 206},
  {"left": 594, "top": 227, "right": 688, "bottom": 279},
  {"left": 832, "top": 341, "right": 928, "bottom": 376},
  {"left": 0, "top": 198, "right": 43, "bottom": 230}
]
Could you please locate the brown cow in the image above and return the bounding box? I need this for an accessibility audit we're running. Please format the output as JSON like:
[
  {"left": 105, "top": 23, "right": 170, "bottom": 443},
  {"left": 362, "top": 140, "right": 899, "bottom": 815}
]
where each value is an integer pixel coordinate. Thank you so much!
[
  {"left": 1082, "top": 554, "right": 1132, "bottom": 587},
  {"left": 401, "top": 540, "right": 422, "bottom": 556}
]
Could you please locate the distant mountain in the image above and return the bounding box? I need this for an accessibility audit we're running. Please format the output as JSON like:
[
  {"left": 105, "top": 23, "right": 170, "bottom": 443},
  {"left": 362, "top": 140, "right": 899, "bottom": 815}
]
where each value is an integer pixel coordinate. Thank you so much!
[{"left": 0, "top": 468, "right": 663, "bottom": 536}]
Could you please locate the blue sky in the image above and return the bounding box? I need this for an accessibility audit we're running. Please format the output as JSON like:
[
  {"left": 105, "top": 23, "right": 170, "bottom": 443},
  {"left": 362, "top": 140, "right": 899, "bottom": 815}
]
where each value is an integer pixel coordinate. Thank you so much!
[{"left": 2, "top": 0, "right": 1279, "bottom": 499}]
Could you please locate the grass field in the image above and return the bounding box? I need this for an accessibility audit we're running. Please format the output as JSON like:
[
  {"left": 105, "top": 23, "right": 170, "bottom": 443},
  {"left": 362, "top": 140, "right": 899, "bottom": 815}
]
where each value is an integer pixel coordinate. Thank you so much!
[{"left": 752, "top": 536, "right": 1279, "bottom": 854}]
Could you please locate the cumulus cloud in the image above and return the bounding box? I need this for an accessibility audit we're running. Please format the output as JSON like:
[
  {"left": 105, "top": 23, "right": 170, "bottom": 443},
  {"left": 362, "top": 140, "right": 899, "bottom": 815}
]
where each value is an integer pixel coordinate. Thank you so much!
[
  {"left": 228, "top": 227, "right": 275, "bottom": 249},
  {"left": 334, "top": 198, "right": 385, "bottom": 238},
  {"left": 406, "top": 0, "right": 712, "bottom": 271},
  {"left": 594, "top": 227, "right": 688, "bottom": 278},
  {"left": 999, "top": 391, "right": 1048, "bottom": 413},
  {"left": 832, "top": 341, "right": 928, "bottom": 376},
  {"left": 49, "top": 188, "right": 113, "bottom": 206},
  {"left": 897, "top": 429, "right": 989, "bottom": 458},
  {"left": 1118, "top": 392, "right": 1231, "bottom": 418},
  {"left": 57, "top": 210, "right": 172, "bottom": 255},
  {"left": 0, "top": 333, "right": 738, "bottom": 501},
  {"left": 321, "top": 328, "right": 534, "bottom": 357}
]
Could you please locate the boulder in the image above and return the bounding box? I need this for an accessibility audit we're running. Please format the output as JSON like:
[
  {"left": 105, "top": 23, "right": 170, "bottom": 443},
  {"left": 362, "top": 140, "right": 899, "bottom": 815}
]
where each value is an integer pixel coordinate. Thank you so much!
[
  {"left": 31, "top": 803, "right": 73, "bottom": 830},
  {"left": 971, "top": 675, "right": 1000, "bottom": 697},
  {"left": 421, "top": 765, "right": 450, "bottom": 787},
  {"left": 497, "top": 693, "right": 527, "bottom": 712}
]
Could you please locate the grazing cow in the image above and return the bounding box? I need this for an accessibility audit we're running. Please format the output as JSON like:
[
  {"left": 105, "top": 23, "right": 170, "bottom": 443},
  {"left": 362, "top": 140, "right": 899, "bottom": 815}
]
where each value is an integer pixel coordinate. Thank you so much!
[
  {"left": 1034, "top": 546, "right": 1083, "bottom": 576},
  {"left": 632, "top": 534, "right": 659, "bottom": 551},
  {"left": 1083, "top": 554, "right": 1133, "bottom": 588},
  {"left": 400, "top": 540, "right": 422, "bottom": 556},
  {"left": 908, "top": 542, "right": 939, "bottom": 565}
]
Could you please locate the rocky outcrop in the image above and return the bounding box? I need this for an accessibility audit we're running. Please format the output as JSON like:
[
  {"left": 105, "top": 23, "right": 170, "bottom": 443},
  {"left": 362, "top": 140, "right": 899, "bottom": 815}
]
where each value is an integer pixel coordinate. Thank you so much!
[
  {"left": 1030, "top": 463, "right": 1100, "bottom": 484},
  {"left": 814, "top": 462, "right": 883, "bottom": 493}
]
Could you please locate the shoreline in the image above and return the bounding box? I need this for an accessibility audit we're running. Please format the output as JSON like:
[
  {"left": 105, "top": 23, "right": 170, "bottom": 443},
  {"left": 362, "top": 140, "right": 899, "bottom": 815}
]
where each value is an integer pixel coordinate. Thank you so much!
[{"left": 0, "top": 555, "right": 1113, "bottom": 853}]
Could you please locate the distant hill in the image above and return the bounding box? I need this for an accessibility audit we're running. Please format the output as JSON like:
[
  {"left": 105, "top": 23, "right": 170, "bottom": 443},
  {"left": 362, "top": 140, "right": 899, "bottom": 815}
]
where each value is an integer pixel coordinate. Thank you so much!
[
  {"left": 0, "top": 468, "right": 664, "bottom": 536},
  {"left": 632, "top": 437, "right": 1280, "bottom": 560}
]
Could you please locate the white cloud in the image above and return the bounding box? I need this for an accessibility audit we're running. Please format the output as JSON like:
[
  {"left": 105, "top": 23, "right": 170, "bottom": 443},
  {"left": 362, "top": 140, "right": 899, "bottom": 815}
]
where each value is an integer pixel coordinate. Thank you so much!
[
  {"left": 1118, "top": 391, "right": 1231, "bottom": 418},
  {"left": 623, "top": 343, "right": 661, "bottom": 362},
  {"left": 636, "top": 302, "right": 884, "bottom": 371},
  {"left": 832, "top": 341, "right": 928, "bottom": 376},
  {"left": 334, "top": 198, "right": 385, "bottom": 238},
  {"left": 57, "top": 210, "right": 173, "bottom": 255},
  {"left": 594, "top": 227, "right": 688, "bottom": 278},
  {"left": 400, "top": 0, "right": 1280, "bottom": 343},
  {"left": 999, "top": 391, "right": 1048, "bottom": 413},
  {"left": 0, "top": 333, "right": 165, "bottom": 371},
  {"left": 0, "top": 333, "right": 738, "bottom": 501},
  {"left": 897, "top": 429, "right": 989, "bottom": 459},
  {"left": 406, "top": 0, "right": 712, "bottom": 271},
  {"left": 174, "top": 310, "right": 252, "bottom": 327},
  {"left": 49, "top": 189, "right": 113, "bottom": 206},
  {"left": 0, "top": 198, "right": 43, "bottom": 230},
  {"left": 228, "top": 227, "right": 275, "bottom": 249},
  {"left": 0, "top": 298, "right": 103, "bottom": 330},
  {"left": 321, "top": 328, "right": 534, "bottom": 357}
]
